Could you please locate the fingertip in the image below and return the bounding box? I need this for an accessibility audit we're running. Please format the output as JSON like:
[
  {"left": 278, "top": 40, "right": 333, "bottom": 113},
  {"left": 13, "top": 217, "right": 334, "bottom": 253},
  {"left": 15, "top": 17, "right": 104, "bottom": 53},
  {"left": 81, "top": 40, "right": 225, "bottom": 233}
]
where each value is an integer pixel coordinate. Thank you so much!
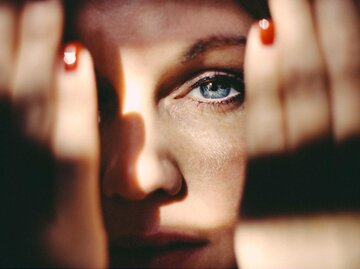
[
  {"left": 245, "top": 21, "right": 278, "bottom": 91},
  {"left": 56, "top": 42, "right": 98, "bottom": 131},
  {"left": 245, "top": 20, "right": 284, "bottom": 158},
  {"left": 63, "top": 42, "right": 83, "bottom": 72},
  {"left": 246, "top": 19, "right": 275, "bottom": 54},
  {"left": 246, "top": 22, "right": 261, "bottom": 50},
  {"left": 57, "top": 43, "right": 96, "bottom": 98},
  {"left": 60, "top": 42, "right": 94, "bottom": 75},
  {"left": 259, "top": 19, "right": 275, "bottom": 45}
]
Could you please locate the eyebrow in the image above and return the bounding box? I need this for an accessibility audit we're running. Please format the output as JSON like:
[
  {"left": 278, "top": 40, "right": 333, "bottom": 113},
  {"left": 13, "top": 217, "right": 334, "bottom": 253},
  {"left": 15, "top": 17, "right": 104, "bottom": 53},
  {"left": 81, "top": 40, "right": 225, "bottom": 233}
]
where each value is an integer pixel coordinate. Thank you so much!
[{"left": 181, "top": 35, "right": 247, "bottom": 63}]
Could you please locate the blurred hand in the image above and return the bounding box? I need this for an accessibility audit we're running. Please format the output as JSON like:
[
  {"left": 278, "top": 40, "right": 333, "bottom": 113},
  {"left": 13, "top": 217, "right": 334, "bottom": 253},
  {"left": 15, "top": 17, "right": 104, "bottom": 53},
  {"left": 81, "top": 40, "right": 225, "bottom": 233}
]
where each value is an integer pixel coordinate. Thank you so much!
[
  {"left": 0, "top": 1, "right": 106, "bottom": 267},
  {"left": 236, "top": 0, "right": 360, "bottom": 268}
]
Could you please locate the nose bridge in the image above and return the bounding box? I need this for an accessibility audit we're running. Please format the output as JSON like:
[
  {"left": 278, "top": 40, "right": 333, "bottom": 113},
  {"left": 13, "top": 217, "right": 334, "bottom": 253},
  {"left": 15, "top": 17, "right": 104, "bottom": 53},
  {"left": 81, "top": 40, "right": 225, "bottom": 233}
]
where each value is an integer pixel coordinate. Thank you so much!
[
  {"left": 103, "top": 64, "right": 182, "bottom": 200},
  {"left": 119, "top": 46, "right": 155, "bottom": 117},
  {"left": 121, "top": 75, "right": 147, "bottom": 116}
]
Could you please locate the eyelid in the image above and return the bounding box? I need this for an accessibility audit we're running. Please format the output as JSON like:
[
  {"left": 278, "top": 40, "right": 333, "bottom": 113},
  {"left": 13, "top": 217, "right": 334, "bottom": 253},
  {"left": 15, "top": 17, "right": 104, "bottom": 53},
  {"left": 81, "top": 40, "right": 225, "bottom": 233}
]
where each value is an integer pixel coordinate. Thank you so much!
[{"left": 172, "top": 70, "right": 243, "bottom": 99}]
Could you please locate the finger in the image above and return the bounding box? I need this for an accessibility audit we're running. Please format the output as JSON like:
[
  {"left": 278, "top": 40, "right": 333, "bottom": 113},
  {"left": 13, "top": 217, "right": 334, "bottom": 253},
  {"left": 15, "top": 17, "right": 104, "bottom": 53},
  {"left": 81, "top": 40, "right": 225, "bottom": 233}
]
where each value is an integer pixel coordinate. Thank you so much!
[
  {"left": 235, "top": 213, "right": 360, "bottom": 269},
  {"left": 11, "top": 0, "right": 63, "bottom": 143},
  {"left": 313, "top": 0, "right": 360, "bottom": 142},
  {"left": 0, "top": 1, "right": 17, "bottom": 142},
  {"left": 245, "top": 22, "right": 286, "bottom": 157},
  {"left": 0, "top": 1, "right": 17, "bottom": 97},
  {"left": 50, "top": 46, "right": 106, "bottom": 268},
  {"left": 269, "top": 0, "right": 331, "bottom": 149},
  {"left": 53, "top": 45, "right": 100, "bottom": 221}
]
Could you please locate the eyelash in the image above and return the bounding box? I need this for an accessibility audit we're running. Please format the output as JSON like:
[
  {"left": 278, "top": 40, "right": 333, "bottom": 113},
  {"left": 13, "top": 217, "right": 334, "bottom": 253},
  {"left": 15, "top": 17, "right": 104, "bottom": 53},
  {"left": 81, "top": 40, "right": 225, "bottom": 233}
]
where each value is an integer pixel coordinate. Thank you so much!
[
  {"left": 176, "top": 71, "right": 245, "bottom": 112},
  {"left": 96, "top": 70, "right": 245, "bottom": 121}
]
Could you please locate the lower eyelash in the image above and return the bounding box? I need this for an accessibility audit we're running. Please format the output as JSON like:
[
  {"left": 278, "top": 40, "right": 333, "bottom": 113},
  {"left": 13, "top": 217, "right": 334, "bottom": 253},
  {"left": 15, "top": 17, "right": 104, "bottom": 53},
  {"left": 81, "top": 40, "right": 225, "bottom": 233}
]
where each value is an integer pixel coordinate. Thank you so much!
[{"left": 188, "top": 93, "right": 245, "bottom": 113}]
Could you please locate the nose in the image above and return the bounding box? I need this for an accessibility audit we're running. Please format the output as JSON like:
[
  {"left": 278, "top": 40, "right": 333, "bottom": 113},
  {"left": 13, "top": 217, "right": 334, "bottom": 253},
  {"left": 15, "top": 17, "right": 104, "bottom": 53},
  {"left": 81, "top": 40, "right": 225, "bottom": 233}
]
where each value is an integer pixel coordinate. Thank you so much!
[
  {"left": 127, "top": 145, "right": 183, "bottom": 199},
  {"left": 102, "top": 102, "right": 183, "bottom": 201}
]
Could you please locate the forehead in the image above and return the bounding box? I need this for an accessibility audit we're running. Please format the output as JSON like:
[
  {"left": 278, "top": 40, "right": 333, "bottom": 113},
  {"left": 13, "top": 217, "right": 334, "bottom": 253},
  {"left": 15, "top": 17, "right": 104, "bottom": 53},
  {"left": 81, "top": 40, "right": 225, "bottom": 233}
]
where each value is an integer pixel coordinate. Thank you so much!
[{"left": 73, "top": 0, "right": 254, "bottom": 45}]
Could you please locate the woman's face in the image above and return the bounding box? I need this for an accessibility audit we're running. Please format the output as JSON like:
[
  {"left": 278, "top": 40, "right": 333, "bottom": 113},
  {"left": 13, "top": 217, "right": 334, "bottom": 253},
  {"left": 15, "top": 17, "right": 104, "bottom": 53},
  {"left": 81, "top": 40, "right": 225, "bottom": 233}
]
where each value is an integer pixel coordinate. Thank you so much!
[{"left": 73, "top": 1, "right": 254, "bottom": 267}]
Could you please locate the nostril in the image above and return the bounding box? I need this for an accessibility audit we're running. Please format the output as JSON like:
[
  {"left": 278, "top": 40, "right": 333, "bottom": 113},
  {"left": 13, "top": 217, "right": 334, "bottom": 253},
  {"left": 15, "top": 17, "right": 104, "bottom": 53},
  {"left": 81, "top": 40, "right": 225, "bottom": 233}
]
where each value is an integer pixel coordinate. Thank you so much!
[
  {"left": 148, "top": 178, "right": 188, "bottom": 204},
  {"left": 164, "top": 174, "right": 183, "bottom": 196}
]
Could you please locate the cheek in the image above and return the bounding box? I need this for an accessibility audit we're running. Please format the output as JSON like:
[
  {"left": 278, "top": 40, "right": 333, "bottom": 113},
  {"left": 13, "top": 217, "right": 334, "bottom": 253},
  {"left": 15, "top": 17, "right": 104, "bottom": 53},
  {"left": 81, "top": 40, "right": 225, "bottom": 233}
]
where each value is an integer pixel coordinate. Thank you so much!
[{"left": 160, "top": 107, "right": 246, "bottom": 227}]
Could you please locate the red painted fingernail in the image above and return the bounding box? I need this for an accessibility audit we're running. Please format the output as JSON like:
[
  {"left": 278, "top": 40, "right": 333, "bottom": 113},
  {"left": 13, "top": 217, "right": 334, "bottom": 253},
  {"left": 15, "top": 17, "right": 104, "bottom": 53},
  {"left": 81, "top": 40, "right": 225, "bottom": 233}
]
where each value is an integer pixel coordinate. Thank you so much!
[
  {"left": 259, "top": 19, "right": 274, "bottom": 45},
  {"left": 63, "top": 42, "right": 83, "bottom": 71}
]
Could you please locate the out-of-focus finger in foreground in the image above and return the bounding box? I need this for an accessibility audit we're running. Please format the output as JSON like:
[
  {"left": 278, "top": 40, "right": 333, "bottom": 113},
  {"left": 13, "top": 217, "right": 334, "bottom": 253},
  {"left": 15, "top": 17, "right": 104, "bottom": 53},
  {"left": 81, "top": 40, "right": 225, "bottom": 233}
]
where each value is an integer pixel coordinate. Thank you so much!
[
  {"left": 45, "top": 44, "right": 107, "bottom": 268},
  {"left": 313, "top": 0, "right": 360, "bottom": 142},
  {"left": 244, "top": 20, "right": 285, "bottom": 157},
  {"left": 11, "top": 0, "right": 63, "bottom": 144},
  {"left": 0, "top": 0, "right": 17, "bottom": 95},
  {"left": 269, "top": 0, "right": 332, "bottom": 149}
]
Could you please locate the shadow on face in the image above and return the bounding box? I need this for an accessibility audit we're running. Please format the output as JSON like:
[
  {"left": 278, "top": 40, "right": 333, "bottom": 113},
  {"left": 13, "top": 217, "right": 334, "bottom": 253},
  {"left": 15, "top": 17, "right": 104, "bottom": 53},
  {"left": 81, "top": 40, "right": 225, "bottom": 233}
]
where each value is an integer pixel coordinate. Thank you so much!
[{"left": 68, "top": 1, "right": 258, "bottom": 267}]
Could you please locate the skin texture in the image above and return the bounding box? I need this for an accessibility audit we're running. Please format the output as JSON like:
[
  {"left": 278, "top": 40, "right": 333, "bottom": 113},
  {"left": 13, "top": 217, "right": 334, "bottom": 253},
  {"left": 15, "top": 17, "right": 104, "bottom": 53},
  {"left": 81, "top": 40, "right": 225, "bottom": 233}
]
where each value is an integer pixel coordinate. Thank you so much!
[
  {"left": 72, "top": 1, "right": 254, "bottom": 267},
  {"left": 0, "top": 0, "right": 358, "bottom": 268}
]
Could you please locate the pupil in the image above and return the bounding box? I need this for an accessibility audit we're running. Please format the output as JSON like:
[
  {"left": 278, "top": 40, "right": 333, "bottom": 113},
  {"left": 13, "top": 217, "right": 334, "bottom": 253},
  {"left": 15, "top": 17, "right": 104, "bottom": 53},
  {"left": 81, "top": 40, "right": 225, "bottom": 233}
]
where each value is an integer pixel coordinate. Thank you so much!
[
  {"left": 200, "top": 82, "right": 231, "bottom": 99},
  {"left": 209, "top": 83, "right": 216, "bottom": 91}
]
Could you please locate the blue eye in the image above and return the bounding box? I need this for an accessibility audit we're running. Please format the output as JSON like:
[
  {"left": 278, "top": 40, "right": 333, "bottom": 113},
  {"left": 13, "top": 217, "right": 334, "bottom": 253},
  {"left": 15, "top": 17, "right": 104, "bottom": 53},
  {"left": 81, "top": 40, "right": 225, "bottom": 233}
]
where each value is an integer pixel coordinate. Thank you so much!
[{"left": 187, "top": 74, "right": 244, "bottom": 101}]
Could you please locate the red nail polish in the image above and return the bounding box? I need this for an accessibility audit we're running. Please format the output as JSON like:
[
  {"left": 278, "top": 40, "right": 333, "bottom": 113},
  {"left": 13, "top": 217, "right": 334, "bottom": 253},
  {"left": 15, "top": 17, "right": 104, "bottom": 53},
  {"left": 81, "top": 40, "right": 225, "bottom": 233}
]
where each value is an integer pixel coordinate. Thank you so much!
[
  {"left": 259, "top": 19, "right": 274, "bottom": 45},
  {"left": 63, "top": 42, "right": 82, "bottom": 71}
]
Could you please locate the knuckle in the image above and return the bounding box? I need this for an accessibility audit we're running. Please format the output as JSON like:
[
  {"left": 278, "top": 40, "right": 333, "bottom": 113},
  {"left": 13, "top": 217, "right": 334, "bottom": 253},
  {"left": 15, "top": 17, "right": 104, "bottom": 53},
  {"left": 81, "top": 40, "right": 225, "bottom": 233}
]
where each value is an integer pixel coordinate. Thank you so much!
[
  {"left": 0, "top": 70, "right": 12, "bottom": 91},
  {"left": 13, "top": 92, "right": 50, "bottom": 115},
  {"left": 22, "top": 1, "right": 63, "bottom": 42},
  {"left": 0, "top": 53, "right": 14, "bottom": 90},
  {"left": 12, "top": 104, "right": 52, "bottom": 142},
  {"left": 13, "top": 81, "right": 50, "bottom": 102},
  {"left": 282, "top": 62, "right": 327, "bottom": 93},
  {"left": 54, "top": 140, "right": 99, "bottom": 166},
  {"left": 332, "top": 51, "right": 360, "bottom": 83},
  {"left": 11, "top": 90, "right": 52, "bottom": 133},
  {"left": 55, "top": 157, "right": 96, "bottom": 182}
]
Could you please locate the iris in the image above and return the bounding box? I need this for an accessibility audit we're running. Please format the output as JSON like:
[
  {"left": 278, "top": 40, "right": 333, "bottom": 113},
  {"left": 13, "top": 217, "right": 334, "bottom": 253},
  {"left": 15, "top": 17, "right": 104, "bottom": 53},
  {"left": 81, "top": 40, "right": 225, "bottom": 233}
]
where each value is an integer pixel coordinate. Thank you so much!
[
  {"left": 188, "top": 74, "right": 243, "bottom": 101},
  {"left": 200, "top": 81, "right": 231, "bottom": 99}
]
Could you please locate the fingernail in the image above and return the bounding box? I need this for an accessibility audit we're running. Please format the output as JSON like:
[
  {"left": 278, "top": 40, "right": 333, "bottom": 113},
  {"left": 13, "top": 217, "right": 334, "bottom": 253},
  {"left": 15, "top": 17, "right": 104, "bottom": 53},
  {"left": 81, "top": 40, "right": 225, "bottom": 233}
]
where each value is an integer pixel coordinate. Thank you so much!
[
  {"left": 259, "top": 19, "right": 274, "bottom": 45},
  {"left": 63, "top": 42, "right": 83, "bottom": 71}
]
